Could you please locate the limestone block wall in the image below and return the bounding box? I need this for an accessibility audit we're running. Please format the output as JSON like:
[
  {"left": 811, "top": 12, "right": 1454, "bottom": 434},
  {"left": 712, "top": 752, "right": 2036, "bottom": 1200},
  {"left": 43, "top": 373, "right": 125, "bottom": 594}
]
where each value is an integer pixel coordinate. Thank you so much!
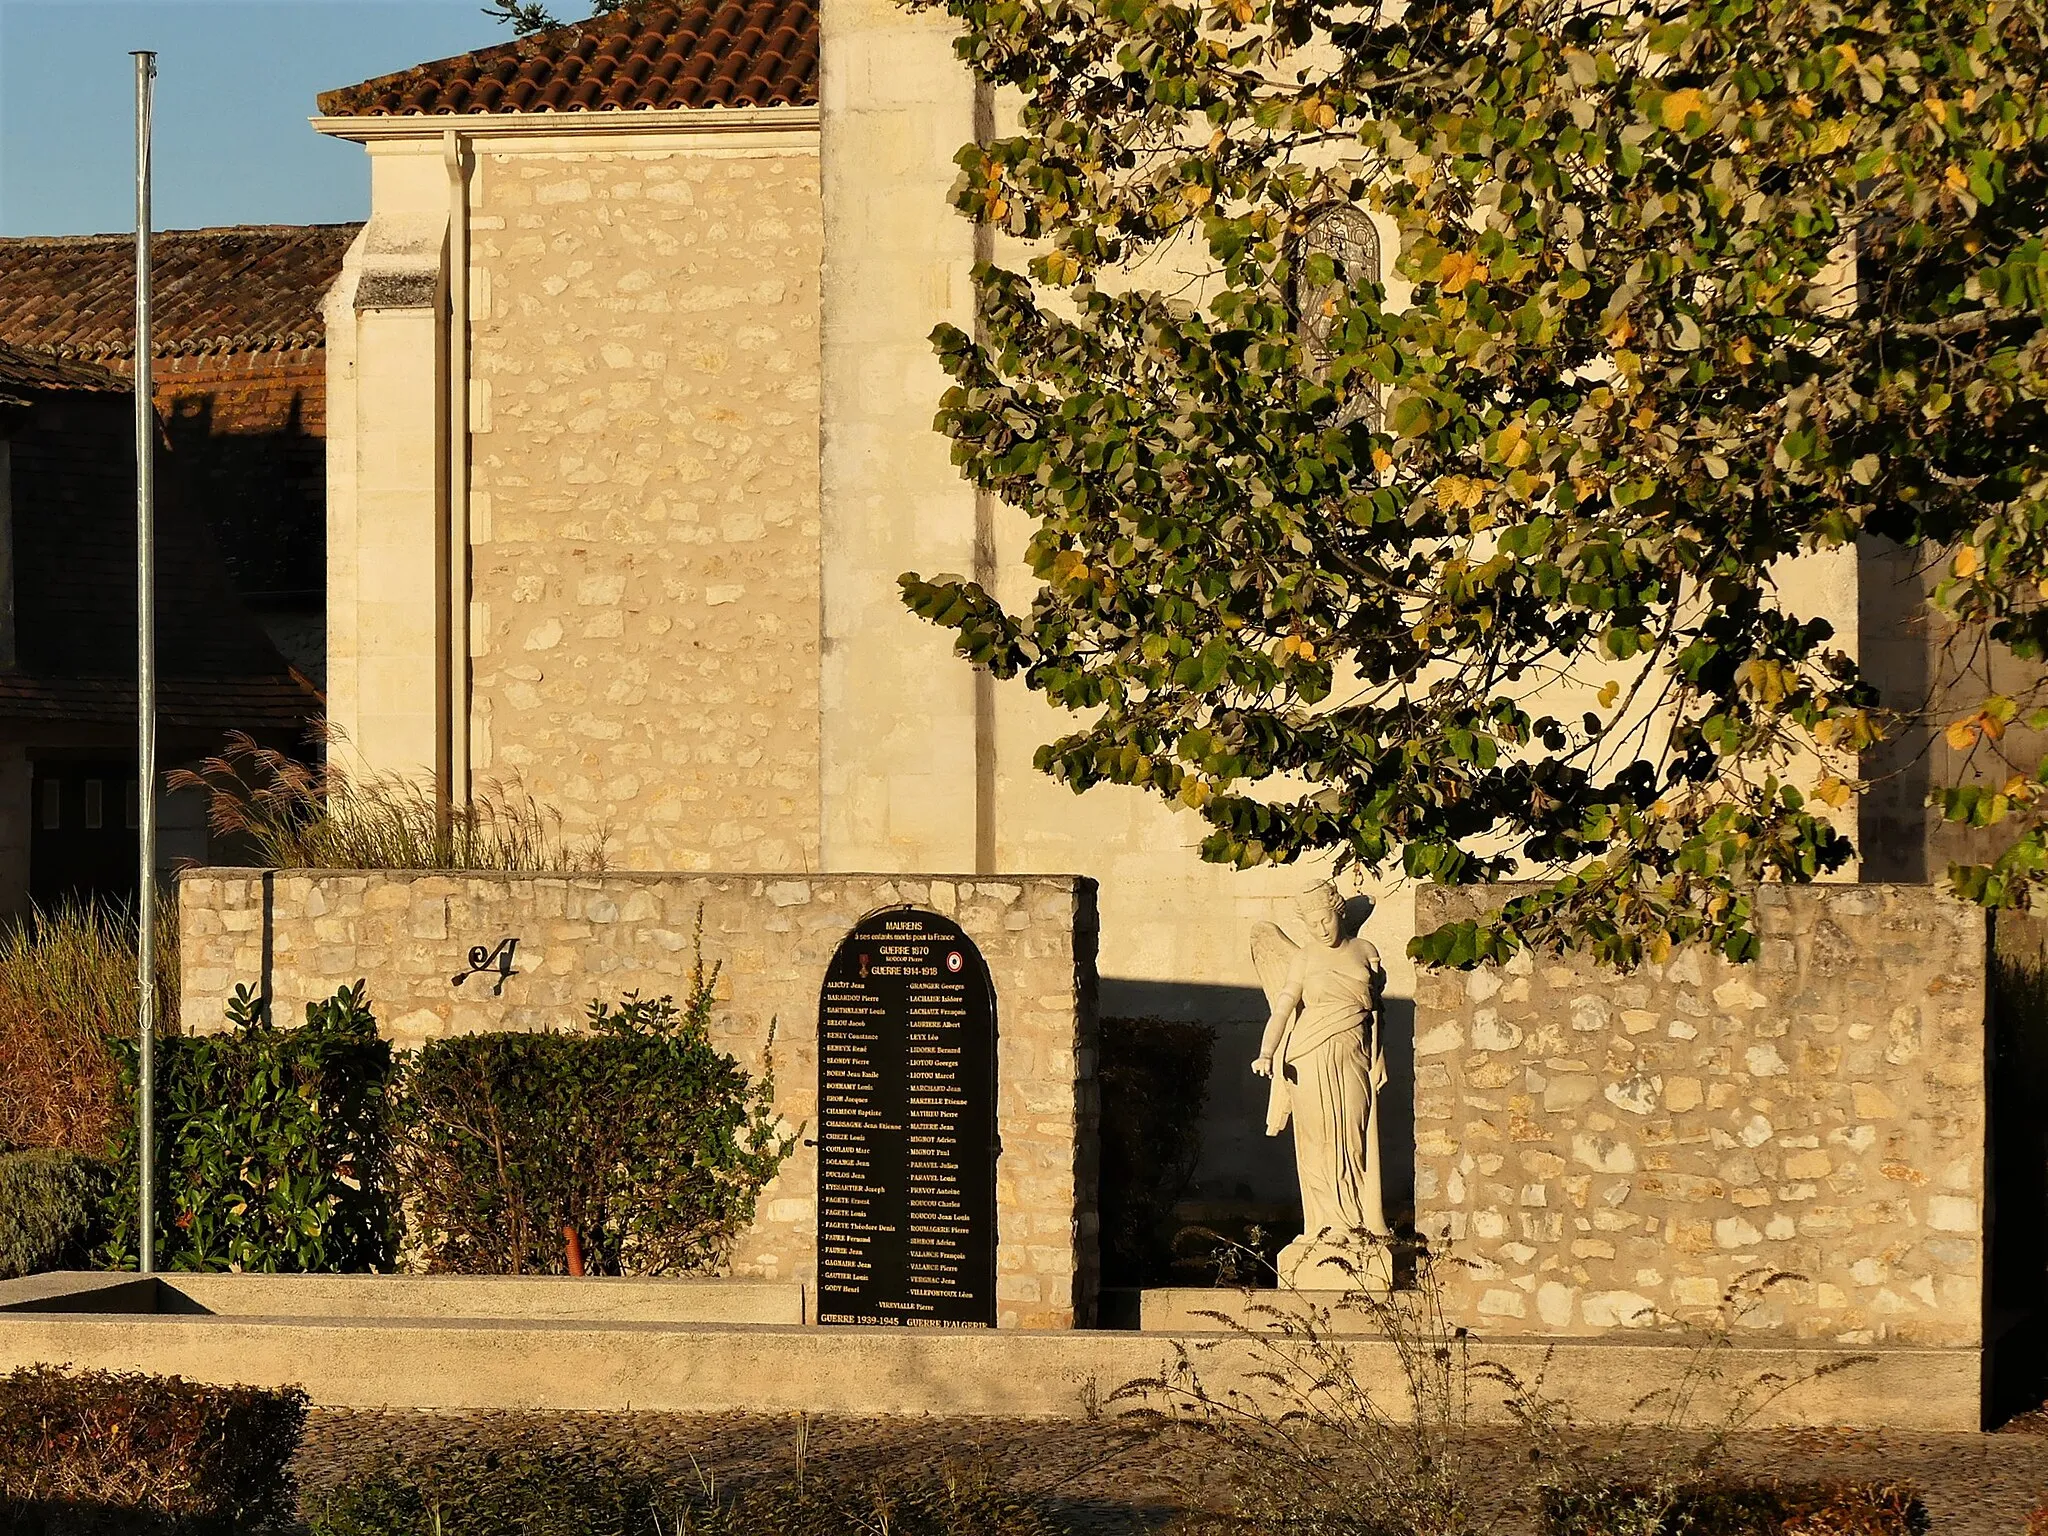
[
  {"left": 1412, "top": 884, "right": 1987, "bottom": 1345},
  {"left": 467, "top": 139, "right": 822, "bottom": 873},
  {"left": 179, "top": 869, "right": 1097, "bottom": 1329}
]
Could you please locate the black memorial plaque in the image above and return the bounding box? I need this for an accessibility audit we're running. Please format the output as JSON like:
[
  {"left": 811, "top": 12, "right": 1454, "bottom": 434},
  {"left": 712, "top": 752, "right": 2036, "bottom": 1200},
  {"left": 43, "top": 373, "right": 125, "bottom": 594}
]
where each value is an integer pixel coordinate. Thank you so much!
[{"left": 816, "top": 907, "right": 997, "bottom": 1328}]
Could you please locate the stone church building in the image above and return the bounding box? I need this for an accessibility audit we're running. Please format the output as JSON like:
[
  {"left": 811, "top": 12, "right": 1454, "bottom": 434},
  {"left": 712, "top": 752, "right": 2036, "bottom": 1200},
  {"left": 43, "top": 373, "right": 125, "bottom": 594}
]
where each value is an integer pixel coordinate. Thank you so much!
[{"left": 312, "top": 0, "right": 1991, "bottom": 1210}]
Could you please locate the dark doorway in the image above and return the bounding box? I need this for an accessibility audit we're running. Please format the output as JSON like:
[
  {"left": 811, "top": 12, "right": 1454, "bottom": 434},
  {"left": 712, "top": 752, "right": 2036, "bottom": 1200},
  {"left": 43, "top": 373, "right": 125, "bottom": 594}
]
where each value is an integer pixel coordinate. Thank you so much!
[{"left": 30, "top": 759, "right": 138, "bottom": 908}]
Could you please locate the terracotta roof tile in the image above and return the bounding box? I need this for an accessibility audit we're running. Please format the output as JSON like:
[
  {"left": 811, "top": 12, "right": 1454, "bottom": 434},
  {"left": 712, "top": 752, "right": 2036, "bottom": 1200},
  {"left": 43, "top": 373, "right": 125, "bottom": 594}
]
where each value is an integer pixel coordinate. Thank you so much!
[
  {"left": 0, "top": 675, "right": 318, "bottom": 731},
  {"left": 317, "top": 0, "right": 817, "bottom": 116},
  {"left": 0, "top": 225, "right": 360, "bottom": 363},
  {"left": 0, "top": 341, "right": 127, "bottom": 409}
]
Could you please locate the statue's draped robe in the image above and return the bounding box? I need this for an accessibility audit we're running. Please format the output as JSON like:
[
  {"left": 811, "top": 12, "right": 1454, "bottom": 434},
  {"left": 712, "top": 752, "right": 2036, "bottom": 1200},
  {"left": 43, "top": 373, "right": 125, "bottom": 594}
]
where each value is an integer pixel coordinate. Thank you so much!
[{"left": 1266, "top": 946, "right": 1389, "bottom": 1240}]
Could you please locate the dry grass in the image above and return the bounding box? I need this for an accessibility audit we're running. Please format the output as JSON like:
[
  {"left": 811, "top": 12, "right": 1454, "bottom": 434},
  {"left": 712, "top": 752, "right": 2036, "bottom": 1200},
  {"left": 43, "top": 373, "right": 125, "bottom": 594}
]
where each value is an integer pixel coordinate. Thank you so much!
[
  {"left": 0, "top": 899, "right": 175, "bottom": 1156},
  {"left": 171, "top": 732, "right": 606, "bottom": 873}
]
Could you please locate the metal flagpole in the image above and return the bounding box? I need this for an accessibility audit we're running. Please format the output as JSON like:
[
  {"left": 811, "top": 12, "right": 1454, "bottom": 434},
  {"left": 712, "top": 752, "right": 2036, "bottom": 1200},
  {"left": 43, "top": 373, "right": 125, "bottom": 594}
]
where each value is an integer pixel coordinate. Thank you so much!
[{"left": 133, "top": 49, "right": 157, "bottom": 1277}]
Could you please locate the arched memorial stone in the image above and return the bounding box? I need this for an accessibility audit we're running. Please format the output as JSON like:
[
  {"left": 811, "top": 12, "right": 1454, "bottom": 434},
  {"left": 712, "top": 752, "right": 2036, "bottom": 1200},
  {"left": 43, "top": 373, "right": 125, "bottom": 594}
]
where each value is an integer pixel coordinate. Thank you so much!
[{"left": 816, "top": 906, "right": 998, "bottom": 1327}]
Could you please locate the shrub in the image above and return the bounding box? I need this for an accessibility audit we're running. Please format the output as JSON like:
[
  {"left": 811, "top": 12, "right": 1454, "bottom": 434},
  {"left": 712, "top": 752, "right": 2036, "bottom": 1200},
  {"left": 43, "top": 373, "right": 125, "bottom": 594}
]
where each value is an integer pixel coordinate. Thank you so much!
[
  {"left": 392, "top": 930, "right": 794, "bottom": 1275},
  {"left": 302, "top": 1449, "right": 1067, "bottom": 1536},
  {"left": 1538, "top": 1481, "right": 1928, "bottom": 1535},
  {"left": 303, "top": 1449, "right": 663, "bottom": 1536},
  {"left": 0, "top": 1365, "right": 306, "bottom": 1533},
  {"left": 681, "top": 1475, "right": 1069, "bottom": 1536},
  {"left": 103, "top": 982, "right": 397, "bottom": 1273},
  {"left": 1097, "top": 1015, "right": 1213, "bottom": 1287},
  {"left": 171, "top": 730, "right": 605, "bottom": 872},
  {"left": 0, "top": 899, "right": 177, "bottom": 1157},
  {"left": 0, "top": 1148, "right": 114, "bottom": 1278}
]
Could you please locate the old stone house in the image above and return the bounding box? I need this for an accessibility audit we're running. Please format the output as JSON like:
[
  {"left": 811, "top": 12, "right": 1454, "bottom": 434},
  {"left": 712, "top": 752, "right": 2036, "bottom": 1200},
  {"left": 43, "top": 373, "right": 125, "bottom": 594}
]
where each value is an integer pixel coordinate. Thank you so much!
[
  {"left": 0, "top": 341, "right": 315, "bottom": 913},
  {"left": 313, "top": 0, "right": 2003, "bottom": 1224},
  {"left": 0, "top": 224, "right": 360, "bottom": 685}
]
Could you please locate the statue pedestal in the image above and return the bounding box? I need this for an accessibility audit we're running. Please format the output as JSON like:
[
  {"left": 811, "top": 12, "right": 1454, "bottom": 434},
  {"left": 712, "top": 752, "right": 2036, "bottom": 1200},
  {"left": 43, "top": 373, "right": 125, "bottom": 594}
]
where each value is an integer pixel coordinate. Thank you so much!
[{"left": 1277, "top": 1236, "right": 1393, "bottom": 1294}]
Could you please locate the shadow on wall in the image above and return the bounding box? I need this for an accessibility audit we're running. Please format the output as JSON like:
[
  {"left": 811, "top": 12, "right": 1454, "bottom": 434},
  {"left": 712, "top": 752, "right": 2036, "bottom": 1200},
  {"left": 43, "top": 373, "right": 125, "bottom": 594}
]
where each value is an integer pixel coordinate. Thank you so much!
[
  {"left": 1859, "top": 534, "right": 2048, "bottom": 881},
  {"left": 1989, "top": 909, "right": 2048, "bottom": 1423},
  {"left": 1099, "top": 951, "right": 1420, "bottom": 1246}
]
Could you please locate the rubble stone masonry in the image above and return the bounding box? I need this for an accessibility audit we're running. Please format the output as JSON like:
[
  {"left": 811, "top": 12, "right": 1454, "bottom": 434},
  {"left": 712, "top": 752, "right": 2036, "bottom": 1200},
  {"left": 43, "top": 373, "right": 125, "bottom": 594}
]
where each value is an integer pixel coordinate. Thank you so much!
[
  {"left": 179, "top": 869, "right": 1098, "bottom": 1329},
  {"left": 467, "top": 142, "right": 822, "bottom": 872},
  {"left": 1413, "top": 884, "right": 1987, "bottom": 1345}
]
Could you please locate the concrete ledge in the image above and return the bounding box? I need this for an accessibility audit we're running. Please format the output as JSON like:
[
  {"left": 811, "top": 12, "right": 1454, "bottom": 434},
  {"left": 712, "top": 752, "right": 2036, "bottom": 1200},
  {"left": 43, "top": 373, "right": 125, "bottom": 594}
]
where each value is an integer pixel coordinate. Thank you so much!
[
  {"left": 157, "top": 1274, "right": 808, "bottom": 1325},
  {"left": 0, "top": 1273, "right": 157, "bottom": 1314},
  {"left": 0, "top": 1302, "right": 1981, "bottom": 1429}
]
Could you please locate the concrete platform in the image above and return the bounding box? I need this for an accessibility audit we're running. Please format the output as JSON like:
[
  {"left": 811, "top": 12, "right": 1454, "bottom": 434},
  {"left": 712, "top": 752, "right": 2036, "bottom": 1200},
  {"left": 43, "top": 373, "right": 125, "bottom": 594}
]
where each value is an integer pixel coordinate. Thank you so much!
[
  {"left": 1139, "top": 1286, "right": 1383, "bottom": 1333},
  {"left": 0, "top": 1272, "right": 1985, "bottom": 1429},
  {"left": 0, "top": 1271, "right": 807, "bottom": 1324}
]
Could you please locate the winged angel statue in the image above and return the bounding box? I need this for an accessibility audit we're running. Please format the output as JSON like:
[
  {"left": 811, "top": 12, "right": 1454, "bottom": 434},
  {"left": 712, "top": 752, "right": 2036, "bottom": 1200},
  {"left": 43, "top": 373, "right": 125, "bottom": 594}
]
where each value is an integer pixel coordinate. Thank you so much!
[{"left": 1251, "top": 882, "right": 1393, "bottom": 1289}]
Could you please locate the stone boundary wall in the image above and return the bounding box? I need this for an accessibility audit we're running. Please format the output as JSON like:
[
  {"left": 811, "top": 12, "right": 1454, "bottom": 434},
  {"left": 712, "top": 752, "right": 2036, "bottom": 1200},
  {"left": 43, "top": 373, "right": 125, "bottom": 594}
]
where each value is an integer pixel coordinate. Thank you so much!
[
  {"left": 1413, "top": 883, "right": 1987, "bottom": 1346},
  {"left": 178, "top": 870, "right": 1099, "bottom": 1330}
]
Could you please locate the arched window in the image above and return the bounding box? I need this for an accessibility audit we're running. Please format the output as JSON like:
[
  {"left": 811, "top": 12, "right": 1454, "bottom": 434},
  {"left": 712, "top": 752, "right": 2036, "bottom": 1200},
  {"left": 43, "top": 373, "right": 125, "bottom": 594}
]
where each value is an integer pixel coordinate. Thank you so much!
[{"left": 1294, "top": 203, "right": 1381, "bottom": 427}]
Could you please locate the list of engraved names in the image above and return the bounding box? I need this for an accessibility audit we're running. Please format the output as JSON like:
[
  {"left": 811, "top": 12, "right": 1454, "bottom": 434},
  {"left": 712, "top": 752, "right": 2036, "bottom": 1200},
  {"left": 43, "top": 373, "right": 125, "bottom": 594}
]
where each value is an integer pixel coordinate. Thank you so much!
[{"left": 816, "top": 909, "right": 996, "bottom": 1327}]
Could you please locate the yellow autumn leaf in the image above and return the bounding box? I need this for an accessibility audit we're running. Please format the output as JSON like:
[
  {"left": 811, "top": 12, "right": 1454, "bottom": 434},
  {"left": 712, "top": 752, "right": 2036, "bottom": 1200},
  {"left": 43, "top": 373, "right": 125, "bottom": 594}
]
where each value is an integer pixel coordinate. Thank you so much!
[
  {"left": 1790, "top": 95, "right": 1815, "bottom": 119},
  {"left": 1837, "top": 41, "right": 1859, "bottom": 65},
  {"left": 1945, "top": 163, "right": 1969, "bottom": 192},
  {"left": 1371, "top": 447, "right": 1393, "bottom": 474},
  {"left": 1435, "top": 475, "right": 1490, "bottom": 510},
  {"left": 1954, "top": 544, "right": 1981, "bottom": 577},
  {"left": 1737, "top": 657, "right": 1794, "bottom": 707},
  {"left": 1946, "top": 718, "right": 1980, "bottom": 751},
  {"left": 1661, "top": 89, "right": 1707, "bottom": 130},
  {"left": 1597, "top": 679, "right": 1621, "bottom": 709},
  {"left": 1438, "top": 251, "right": 1485, "bottom": 293},
  {"left": 1813, "top": 775, "right": 1853, "bottom": 809},
  {"left": 1924, "top": 97, "right": 1948, "bottom": 124},
  {"left": 1730, "top": 336, "right": 1754, "bottom": 365},
  {"left": 1497, "top": 421, "right": 1531, "bottom": 466}
]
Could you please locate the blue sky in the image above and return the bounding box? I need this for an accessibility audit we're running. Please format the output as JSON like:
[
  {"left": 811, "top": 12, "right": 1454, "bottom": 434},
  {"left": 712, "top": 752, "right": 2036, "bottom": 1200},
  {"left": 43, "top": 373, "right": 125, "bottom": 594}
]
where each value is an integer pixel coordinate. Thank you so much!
[{"left": 0, "top": 0, "right": 516, "bottom": 236}]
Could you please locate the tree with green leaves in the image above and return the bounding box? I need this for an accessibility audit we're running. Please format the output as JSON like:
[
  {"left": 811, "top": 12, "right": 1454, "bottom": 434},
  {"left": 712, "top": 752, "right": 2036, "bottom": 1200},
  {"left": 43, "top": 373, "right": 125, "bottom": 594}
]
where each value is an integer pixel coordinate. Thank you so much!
[
  {"left": 483, "top": 0, "right": 625, "bottom": 36},
  {"left": 897, "top": 0, "right": 2048, "bottom": 968}
]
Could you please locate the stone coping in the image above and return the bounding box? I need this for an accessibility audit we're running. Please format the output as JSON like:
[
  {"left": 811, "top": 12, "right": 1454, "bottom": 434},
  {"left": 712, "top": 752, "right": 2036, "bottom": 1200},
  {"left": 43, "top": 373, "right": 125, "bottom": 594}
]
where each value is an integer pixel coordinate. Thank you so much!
[
  {"left": 0, "top": 1273, "right": 805, "bottom": 1325},
  {"left": 174, "top": 868, "right": 1062, "bottom": 883},
  {"left": 0, "top": 1275, "right": 1984, "bottom": 1429}
]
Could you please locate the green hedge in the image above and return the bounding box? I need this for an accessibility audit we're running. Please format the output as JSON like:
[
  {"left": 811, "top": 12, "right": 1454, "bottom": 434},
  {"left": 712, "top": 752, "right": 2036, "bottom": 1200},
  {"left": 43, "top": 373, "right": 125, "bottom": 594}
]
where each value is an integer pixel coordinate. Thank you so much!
[
  {"left": 303, "top": 1447, "right": 1065, "bottom": 1536},
  {"left": 393, "top": 987, "right": 793, "bottom": 1275},
  {"left": 1098, "top": 1015, "right": 1214, "bottom": 1286},
  {"left": 0, "top": 1148, "right": 113, "bottom": 1279},
  {"left": 0, "top": 1366, "right": 306, "bottom": 1534},
  {"left": 104, "top": 984, "right": 397, "bottom": 1273},
  {"left": 1539, "top": 1481, "right": 1929, "bottom": 1535},
  {"left": 303, "top": 1449, "right": 664, "bottom": 1536}
]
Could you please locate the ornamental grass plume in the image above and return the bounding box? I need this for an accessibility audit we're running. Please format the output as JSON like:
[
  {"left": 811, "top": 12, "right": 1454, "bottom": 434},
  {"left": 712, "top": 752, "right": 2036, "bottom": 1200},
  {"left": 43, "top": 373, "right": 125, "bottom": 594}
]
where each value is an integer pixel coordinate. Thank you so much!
[
  {"left": 170, "top": 730, "right": 605, "bottom": 873},
  {"left": 0, "top": 896, "right": 175, "bottom": 1156}
]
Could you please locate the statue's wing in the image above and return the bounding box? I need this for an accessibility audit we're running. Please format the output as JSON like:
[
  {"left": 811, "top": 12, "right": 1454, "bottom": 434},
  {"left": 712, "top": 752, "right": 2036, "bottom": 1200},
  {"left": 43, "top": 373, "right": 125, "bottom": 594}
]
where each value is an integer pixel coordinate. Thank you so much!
[{"left": 1249, "top": 921, "right": 1299, "bottom": 1006}]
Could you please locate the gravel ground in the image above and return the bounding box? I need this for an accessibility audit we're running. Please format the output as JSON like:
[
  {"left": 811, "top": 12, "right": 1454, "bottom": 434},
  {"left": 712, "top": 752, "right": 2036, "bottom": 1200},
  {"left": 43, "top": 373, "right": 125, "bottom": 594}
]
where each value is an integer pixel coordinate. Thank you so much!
[{"left": 295, "top": 1409, "right": 2048, "bottom": 1534}]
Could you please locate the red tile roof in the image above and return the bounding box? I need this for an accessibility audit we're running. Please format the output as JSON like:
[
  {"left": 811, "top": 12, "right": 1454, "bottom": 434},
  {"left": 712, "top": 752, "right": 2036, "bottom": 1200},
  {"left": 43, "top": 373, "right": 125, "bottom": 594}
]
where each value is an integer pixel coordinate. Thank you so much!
[
  {"left": 0, "top": 341, "right": 126, "bottom": 410},
  {"left": 0, "top": 225, "right": 360, "bottom": 364},
  {"left": 317, "top": 0, "right": 817, "bottom": 116},
  {"left": 0, "top": 675, "right": 317, "bottom": 730}
]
